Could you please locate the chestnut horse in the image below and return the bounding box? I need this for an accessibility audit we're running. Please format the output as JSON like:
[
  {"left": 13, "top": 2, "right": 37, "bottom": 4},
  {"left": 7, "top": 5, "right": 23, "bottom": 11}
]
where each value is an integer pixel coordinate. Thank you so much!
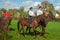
[{"left": 17, "top": 11, "right": 55, "bottom": 38}]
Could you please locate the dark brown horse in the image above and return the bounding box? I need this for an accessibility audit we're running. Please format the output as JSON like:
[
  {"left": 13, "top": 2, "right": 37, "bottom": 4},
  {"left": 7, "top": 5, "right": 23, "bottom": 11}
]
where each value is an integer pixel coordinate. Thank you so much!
[
  {"left": 17, "top": 11, "right": 55, "bottom": 38},
  {"left": 26, "top": 11, "right": 55, "bottom": 38}
]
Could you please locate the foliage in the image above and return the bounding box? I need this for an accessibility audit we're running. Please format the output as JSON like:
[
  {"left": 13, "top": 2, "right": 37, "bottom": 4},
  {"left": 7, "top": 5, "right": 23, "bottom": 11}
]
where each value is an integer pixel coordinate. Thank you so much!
[
  {"left": 41, "top": 1, "right": 54, "bottom": 11},
  {"left": 0, "top": 1, "right": 59, "bottom": 19}
]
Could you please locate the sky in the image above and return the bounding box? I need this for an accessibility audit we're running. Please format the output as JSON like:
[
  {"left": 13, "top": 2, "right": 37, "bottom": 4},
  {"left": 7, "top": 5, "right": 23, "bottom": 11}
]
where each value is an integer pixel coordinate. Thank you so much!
[{"left": 0, "top": 0, "right": 60, "bottom": 11}]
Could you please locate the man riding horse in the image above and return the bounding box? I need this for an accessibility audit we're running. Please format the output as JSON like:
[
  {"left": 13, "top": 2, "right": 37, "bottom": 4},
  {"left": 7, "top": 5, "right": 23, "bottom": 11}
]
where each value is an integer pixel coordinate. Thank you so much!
[
  {"left": 3, "top": 10, "right": 11, "bottom": 20},
  {"left": 26, "top": 6, "right": 44, "bottom": 33},
  {"left": 37, "top": 6, "right": 43, "bottom": 16},
  {"left": 28, "top": 6, "right": 44, "bottom": 24},
  {"left": 17, "top": 5, "right": 55, "bottom": 38},
  {"left": 0, "top": 10, "right": 12, "bottom": 40},
  {"left": 26, "top": 7, "right": 36, "bottom": 33},
  {"left": 28, "top": 7, "right": 35, "bottom": 24}
]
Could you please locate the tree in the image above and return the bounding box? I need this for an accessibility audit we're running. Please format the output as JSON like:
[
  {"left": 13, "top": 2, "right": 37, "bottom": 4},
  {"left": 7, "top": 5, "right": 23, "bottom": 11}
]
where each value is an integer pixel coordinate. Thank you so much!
[
  {"left": 41, "top": 0, "right": 54, "bottom": 11},
  {"left": 18, "top": 6, "right": 25, "bottom": 18},
  {"left": 0, "top": 8, "right": 6, "bottom": 12},
  {"left": 8, "top": 9, "right": 18, "bottom": 19},
  {"left": 0, "top": 8, "right": 6, "bottom": 17}
]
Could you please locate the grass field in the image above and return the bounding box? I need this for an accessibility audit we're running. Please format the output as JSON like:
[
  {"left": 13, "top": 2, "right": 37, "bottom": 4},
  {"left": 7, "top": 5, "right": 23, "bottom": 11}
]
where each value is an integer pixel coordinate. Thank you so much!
[{"left": 9, "top": 20, "right": 60, "bottom": 40}]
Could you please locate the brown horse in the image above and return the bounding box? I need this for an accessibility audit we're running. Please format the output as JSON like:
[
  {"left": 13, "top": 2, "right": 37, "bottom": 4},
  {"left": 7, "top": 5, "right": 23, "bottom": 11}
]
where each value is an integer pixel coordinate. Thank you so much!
[
  {"left": 17, "top": 18, "right": 30, "bottom": 36},
  {"left": 26, "top": 11, "right": 55, "bottom": 38},
  {"left": 0, "top": 16, "right": 12, "bottom": 40},
  {"left": 17, "top": 13, "right": 41, "bottom": 34},
  {"left": 17, "top": 11, "right": 55, "bottom": 38}
]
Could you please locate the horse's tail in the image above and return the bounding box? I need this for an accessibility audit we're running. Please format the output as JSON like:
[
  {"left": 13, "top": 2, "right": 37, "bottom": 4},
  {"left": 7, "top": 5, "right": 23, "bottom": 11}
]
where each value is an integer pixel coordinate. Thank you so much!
[{"left": 17, "top": 20, "right": 20, "bottom": 31}]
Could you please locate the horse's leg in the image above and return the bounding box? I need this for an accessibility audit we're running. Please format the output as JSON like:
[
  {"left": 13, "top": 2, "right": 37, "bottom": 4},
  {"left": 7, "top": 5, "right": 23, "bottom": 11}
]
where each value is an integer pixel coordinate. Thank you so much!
[
  {"left": 3, "top": 23, "right": 10, "bottom": 40},
  {"left": 7, "top": 21, "right": 10, "bottom": 33},
  {"left": 9, "top": 19, "right": 12, "bottom": 25},
  {"left": 17, "top": 20, "right": 21, "bottom": 35},
  {"left": 40, "top": 26, "right": 42, "bottom": 36},
  {"left": 33, "top": 27, "right": 37, "bottom": 38},
  {"left": 29, "top": 27, "right": 31, "bottom": 33},
  {"left": 22, "top": 26, "right": 25, "bottom": 37},
  {"left": 26, "top": 27, "right": 31, "bottom": 35},
  {"left": 42, "top": 26, "right": 46, "bottom": 38},
  {"left": 26, "top": 27, "right": 29, "bottom": 33},
  {"left": 7, "top": 21, "right": 10, "bottom": 40},
  {"left": 18, "top": 25, "right": 25, "bottom": 37},
  {"left": 43, "top": 27, "right": 46, "bottom": 38}
]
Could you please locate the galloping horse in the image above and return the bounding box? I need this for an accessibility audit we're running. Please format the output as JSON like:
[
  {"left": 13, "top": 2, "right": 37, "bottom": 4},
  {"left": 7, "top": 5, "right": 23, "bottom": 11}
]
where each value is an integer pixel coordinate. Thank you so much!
[{"left": 17, "top": 11, "right": 54, "bottom": 38}]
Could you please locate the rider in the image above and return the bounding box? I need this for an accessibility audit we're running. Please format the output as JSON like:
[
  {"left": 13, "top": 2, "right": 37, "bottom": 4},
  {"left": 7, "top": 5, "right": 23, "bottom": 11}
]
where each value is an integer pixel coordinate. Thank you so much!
[
  {"left": 4, "top": 10, "right": 11, "bottom": 19},
  {"left": 2, "top": 10, "right": 11, "bottom": 22},
  {"left": 37, "top": 6, "right": 43, "bottom": 16},
  {"left": 28, "top": 7, "right": 35, "bottom": 24},
  {"left": 26, "top": 7, "right": 35, "bottom": 33},
  {"left": 36, "top": 6, "right": 45, "bottom": 24}
]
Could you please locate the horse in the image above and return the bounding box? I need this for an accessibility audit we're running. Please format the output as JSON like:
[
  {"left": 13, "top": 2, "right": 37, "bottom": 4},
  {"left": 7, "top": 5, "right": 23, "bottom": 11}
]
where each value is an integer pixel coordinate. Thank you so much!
[
  {"left": 17, "top": 18, "right": 30, "bottom": 36},
  {"left": 26, "top": 11, "right": 55, "bottom": 38},
  {"left": 0, "top": 16, "right": 12, "bottom": 40},
  {"left": 17, "top": 13, "right": 44, "bottom": 36},
  {"left": 17, "top": 11, "right": 55, "bottom": 38}
]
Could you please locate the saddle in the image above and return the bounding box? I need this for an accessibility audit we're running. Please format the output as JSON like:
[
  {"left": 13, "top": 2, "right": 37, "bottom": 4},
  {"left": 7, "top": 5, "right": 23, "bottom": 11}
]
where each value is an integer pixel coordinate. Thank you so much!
[{"left": 27, "top": 16, "right": 35, "bottom": 24}]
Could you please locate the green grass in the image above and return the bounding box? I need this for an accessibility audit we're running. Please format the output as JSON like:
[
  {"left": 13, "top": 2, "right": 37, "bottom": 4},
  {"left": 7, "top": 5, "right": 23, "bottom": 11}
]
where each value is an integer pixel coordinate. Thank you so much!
[{"left": 9, "top": 20, "right": 60, "bottom": 40}]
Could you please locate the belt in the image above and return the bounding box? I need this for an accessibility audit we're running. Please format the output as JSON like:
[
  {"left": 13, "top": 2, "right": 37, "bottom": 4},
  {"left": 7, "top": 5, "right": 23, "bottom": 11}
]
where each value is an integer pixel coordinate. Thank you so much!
[{"left": 29, "top": 15, "right": 35, "bottom": 17}]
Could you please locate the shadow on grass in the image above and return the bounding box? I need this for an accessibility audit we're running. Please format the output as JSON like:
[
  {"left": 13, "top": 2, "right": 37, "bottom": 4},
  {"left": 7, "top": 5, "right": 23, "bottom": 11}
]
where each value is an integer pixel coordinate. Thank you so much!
[
  {"left": 19, "top": 31, "right": 50, "bottom": 36},
  {"left": 10, "top": 35, "right": 13, "bottom": 38},
  {"left": 10, "top": 28, "right": 15, "bottom": 31}
]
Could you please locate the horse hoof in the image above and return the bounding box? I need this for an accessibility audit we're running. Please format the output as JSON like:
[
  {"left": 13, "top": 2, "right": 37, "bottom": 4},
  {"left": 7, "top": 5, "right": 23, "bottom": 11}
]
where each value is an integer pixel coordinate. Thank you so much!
[
  {"left": 40, "top": 32, "right": 42, "bottom": 36},
  {"left": 44, "top": 34, "right": 46, "bottom": 38}
]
